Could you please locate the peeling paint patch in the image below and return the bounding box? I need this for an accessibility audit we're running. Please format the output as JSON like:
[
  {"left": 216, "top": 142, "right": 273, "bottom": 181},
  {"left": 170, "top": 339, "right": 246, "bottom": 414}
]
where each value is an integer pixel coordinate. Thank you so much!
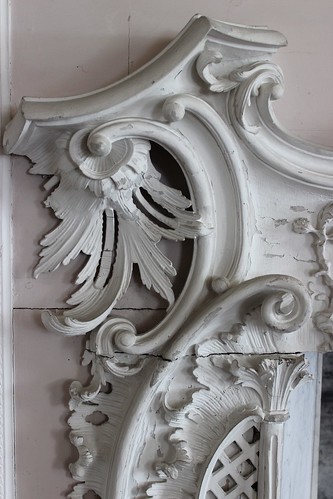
[
  {"left": 290, "top": 205, "right": 306, "bottom": 212},
  {"left": 261, "top": 236, "right": 280, "bottom": 246},
  {"left": 264, "top": 253, "right": 285, "bottom": 259},
  {"left": 274, "top": 219, "right": 288, "bottom": 227},
  {"left": 290, "top": 205, "right": 314, "bottom": 213},
  {"left": 293, "top": 256, "right": 316, "bottom": 264}
]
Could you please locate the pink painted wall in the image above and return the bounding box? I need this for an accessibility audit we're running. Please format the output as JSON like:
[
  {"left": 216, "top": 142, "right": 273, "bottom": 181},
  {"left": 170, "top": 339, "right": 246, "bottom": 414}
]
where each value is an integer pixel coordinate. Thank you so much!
[{"left": 11, "top": 1, "right": 333, "bottom": 498}]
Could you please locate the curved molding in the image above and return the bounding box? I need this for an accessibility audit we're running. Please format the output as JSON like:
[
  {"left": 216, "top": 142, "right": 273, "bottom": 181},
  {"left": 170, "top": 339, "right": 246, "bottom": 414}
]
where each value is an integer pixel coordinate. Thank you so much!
[
  {"left": 3, "top": 14, "right": 331, "bottom": 499},
  {"left": 227, "top": 64, "right": 333, "bottom": 189},
  {"left": 194, "top": 44, "right": 333, "bottom": 189},
  {"left": 162, "top": 93, "right": 251, "bottom": 283},
  {"left": 91, "top": 273, "right": 312, "bottom": 360},
  {"left": 165, "top": 274, "right": 312, "bottom": 359},
  {"left": 3, "top": 73, "right": 266, "bottom": 353},
  {"left": 3, "top": 14, "right": 286, "bottom": 142},
  {"left": 64, "top": 276, "right": 312, "bottom": 498},
  {"left": 37, "top": 117, "right": 215, "bottom": 339}
]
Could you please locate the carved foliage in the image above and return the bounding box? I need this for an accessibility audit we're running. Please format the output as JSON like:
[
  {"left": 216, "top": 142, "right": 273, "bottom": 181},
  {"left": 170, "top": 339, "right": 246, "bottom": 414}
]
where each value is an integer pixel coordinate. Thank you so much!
[
  {"left": 28, "top": 130, "right": 202, "bottom": 336},
  {"left": 227, "top": 356, "right": 312, "bottom": 420},
  {"left": 146, "top": 356, "right": 261, "bottom": 499},
  {"left": 3, "top": 15, "right": 328, "bottom": 499},
  {"left": 196, "top": 43, "right": 333, "bottom": 190},
  {"left": 196, "top": 49, "right": 284, "bottom": 133},
  {"left": 68, "top": 350, "right": 151, "bottom": 499},
  {"left": 293, "top": 203, "right": 333, "bottom": 336},
  {"left": 146, "top": 355, "right": 310, "bottom": 499}
]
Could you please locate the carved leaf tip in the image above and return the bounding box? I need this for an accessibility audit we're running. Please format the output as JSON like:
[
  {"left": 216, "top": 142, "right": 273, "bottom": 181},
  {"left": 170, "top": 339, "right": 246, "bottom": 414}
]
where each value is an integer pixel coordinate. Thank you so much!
[{"left": 27, "top": 129, "right": 204, "bottom": 336}]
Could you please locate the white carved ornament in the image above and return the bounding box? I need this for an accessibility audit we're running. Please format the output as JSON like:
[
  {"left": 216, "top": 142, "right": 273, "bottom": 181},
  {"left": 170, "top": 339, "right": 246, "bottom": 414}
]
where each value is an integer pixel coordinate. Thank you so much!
[{"left": 4, "top": 14, "right": 332, "bottom": 499}]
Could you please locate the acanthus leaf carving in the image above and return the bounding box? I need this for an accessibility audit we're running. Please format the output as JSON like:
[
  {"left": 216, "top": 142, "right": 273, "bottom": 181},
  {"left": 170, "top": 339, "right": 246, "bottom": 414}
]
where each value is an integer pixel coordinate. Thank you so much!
[
  {"left": 228, "top": 62, "right": 284, "bottom": 133},
  {"left": 146, "top": 356, "right": 263, "bottom": 499},
  {"left": 3, "top": 14, "right": 330, "bottom": 499},
  {"left": 146, "top": 354, "right": 310, "bottom": 499},
  {"left": 196, "top": 50, "right": 240, "bottom": 93},
  {"left": 227, "top": 356, "right": 312, "bottom": 420},
  {"left": 197, "top": 55, "right": 284, "bottom": 133},
  {"left": 28, "top": 128, "right": 204, "bottom": 337},
  {"left": 293, "top": 202, "right": 333, "bottom": 338}
]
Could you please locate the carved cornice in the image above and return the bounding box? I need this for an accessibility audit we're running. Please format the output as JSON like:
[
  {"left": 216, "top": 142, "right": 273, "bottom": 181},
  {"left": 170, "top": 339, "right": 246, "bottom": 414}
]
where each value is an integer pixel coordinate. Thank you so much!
[
  {"left": 3, "top": 15, "right": 286, "bottom": 138},
  {"left": 3, "top": 15, "right": 320, "bottom": 354},
  {"left": 3, "top": 14, "right": 331, "bottom": 499}
]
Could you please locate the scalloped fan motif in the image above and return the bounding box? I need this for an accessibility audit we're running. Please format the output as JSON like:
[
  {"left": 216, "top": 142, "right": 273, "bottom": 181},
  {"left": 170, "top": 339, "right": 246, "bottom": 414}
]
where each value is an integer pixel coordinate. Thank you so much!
[{"left": 28, "top": 128, "right": 203, "bottom": 335}]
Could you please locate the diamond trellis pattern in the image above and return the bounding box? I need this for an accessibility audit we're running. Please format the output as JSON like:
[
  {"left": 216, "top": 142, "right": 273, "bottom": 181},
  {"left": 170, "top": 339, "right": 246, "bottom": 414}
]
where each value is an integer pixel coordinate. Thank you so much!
[{"left": 205, "top": 420, "right": 261, "bottom": 499}]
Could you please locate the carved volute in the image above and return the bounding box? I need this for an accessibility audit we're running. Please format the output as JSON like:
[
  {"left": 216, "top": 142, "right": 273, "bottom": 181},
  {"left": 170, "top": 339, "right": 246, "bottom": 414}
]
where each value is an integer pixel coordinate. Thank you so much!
[{"left": 4, "top": 14, "right": 332, "bottom": 499}]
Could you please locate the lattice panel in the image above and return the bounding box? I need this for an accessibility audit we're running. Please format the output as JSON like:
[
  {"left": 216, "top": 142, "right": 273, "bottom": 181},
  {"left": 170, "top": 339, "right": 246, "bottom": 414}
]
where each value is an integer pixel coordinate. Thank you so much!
[{"left": 205, "top": 420, "right": 260, "bottom": 499}]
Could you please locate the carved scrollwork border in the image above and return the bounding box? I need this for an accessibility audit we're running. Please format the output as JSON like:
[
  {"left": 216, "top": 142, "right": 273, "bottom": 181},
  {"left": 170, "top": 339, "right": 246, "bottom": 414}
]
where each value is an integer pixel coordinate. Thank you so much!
[
  {"left": 226, "top": 64, "right": 333, "bottom": 189},
  {"left": 68, "top": 352, "right": 310, "bottom": 499},
  {"left": 2, "top": 14, "right": 330, "bottom": 499},
  {"left": 38, "top": 117, "right": 216, "bottom": 342}
]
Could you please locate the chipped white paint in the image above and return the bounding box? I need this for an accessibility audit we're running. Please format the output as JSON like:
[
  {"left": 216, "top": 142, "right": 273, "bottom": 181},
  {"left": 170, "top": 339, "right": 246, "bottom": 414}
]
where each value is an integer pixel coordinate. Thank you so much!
[
  {"left": 293, "top": 203, "right": 333, "bottom": 339},
  {"left": 3, "top": 14, "right": 333, "bottom": 499}
]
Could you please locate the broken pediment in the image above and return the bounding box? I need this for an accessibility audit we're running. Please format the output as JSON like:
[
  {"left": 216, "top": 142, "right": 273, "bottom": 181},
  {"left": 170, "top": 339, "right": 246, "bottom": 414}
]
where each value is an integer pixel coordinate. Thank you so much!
[{"left": 4, "top": 14, "right": 333, "bottom": 499}]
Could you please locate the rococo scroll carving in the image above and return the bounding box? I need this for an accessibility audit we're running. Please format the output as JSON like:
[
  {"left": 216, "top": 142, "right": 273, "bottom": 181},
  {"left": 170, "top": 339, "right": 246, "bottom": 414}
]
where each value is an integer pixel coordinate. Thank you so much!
[
  {"left": 29, "top": 130, "right": 206, "bottom": 336},
  {"left": 293, "top": 203, "right": 333, "bottom": 338},
  {"left": 3, "top": 13, "right": 332, "bottom": 499},
  {"left": 146, "top": 355, "right": 310, "bottom": 499}
]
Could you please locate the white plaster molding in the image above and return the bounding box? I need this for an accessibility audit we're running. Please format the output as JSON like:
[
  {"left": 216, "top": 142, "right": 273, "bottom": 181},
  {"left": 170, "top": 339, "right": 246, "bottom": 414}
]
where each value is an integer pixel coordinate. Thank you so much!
[
  {"left": 196, "top": 42, "right": 333, "bottom": 189},
  {"left": 3, "top": 14, "right": 332, "bottom": 499},
  {"left": 199, "top": 417, "right": 261, "bottom": 499},
  {"left": 0, "top": 0, "right": 14, "bottom": 497},
  {"left": 293, "top": 203, "right": 333, "bottom": 339},
  {"left": 66, "top": 349, "right": 315, "bottom": 499},
  {"left": 227, "top": 64, "right": 333, "bottom": 189}
]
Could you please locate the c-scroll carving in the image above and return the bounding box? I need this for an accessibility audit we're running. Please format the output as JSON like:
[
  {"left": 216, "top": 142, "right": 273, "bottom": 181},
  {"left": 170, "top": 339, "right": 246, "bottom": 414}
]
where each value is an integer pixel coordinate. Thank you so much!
[
  {"left": 23, "top": 117, "right": 217, "bottom": 343},
  {"left": 146, "top": 355, "right": 311, "bottom": 499},
  {"left": 197, "top": 47, "right": 333, "bottom": 189},
  {"left": 3, "top": 14, "right": 328, "bottom": 499},
  {"left": 66, "top": 272, "right": 312, "bottom": 499}
]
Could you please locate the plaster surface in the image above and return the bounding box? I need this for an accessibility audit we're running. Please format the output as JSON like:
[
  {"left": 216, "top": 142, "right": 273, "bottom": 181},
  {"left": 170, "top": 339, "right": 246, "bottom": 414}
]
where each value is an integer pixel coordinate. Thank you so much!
[{"left": 10, "top": 2, "right": 333, "bottom": 497}]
